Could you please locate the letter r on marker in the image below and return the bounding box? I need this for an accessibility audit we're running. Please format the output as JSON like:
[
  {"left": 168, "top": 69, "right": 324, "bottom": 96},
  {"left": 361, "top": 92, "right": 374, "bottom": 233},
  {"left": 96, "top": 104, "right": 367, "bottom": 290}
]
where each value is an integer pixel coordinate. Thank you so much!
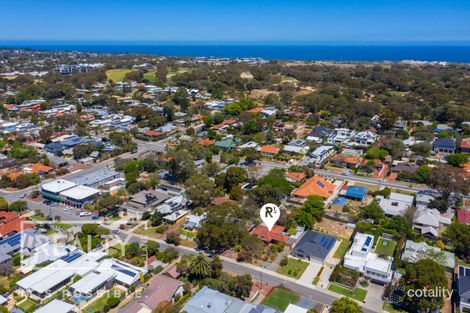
[{"left": 265, "top": 207, "right": 273, "bottom": 218}]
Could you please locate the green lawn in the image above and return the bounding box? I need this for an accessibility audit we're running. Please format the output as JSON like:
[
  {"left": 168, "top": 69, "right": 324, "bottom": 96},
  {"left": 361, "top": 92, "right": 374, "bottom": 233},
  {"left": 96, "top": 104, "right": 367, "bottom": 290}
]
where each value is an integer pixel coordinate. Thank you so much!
[
  {"left": 262, "top": 288, "right": 299, "bottom": 311},
  {"left": 333, "top": 239, "right": 351, "bottom": 259},
  {"left": 143, "top": 70, "right": 156, "bottom": 81},
  {"left": 84, "top": 289, "right": 123, "bottom": 313},
  {"left": 55, "top": 222, "right": 73, "bottom": 230},
  {"left": 328, "top": 283, "right": 367, "bottom": 302},
  {"left": 16, "top": 299, "right": 38, "bottom": 312},
  {"left": 276, "top": 258, "right": 309, "bottom": 279},
  {"left": 106, "top": 69, "right": 135, "bottom": 82},
  {"left": 375, "top": 237, "right": 397, "bottom": 257}
]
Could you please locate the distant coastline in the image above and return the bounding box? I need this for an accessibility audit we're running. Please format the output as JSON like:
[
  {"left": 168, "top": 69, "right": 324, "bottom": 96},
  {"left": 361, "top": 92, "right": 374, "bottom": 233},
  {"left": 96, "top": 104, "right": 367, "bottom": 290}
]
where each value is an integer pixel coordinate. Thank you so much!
[{"left": 1, "top": 41, "right": 470, "bottom": 62}]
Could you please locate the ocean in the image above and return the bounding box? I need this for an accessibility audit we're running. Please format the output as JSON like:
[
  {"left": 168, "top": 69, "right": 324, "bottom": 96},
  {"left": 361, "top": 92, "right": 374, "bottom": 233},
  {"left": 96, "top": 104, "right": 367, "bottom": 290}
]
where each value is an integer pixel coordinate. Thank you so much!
[{"left": 1, "top": 41, "right": 470, "bottom": 62}]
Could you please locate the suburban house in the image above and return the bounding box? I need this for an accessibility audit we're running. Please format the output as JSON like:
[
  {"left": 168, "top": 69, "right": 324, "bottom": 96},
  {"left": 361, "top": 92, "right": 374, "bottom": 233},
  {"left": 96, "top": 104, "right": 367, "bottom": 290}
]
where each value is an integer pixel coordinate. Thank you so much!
[
  {"left": 327, "top": 128, "right": 356, "bottom": 144},
  {"left": 34, "top": 299, "right": 75, "bottom": 313},
  {"left": 401, "top": 240, "right": 455, "bottom": 270},
  {"left": 343, "top": 233, "right": 393, "bottom": 284},
  {"left": 283, "top": 139, "right": 309, "bottom": 154},
  {"left": 354, "top": 131, "right": 378, "bottom": 146},
  {"left": 291, "top": 231, "right": 336, "bottom": 264},
  {"left": 458, "top": 265, "right": 470, "bottom": 312},
  {"left": 182, "top": 286, "right": 280, "bottom": 313},
  {"left": 432, "top": 137, "right": 456, "bottom": 154},
  {"left": 390, "top": 162, "right": 419, "bottom": 174},
  {"left": 121, "top": 190, "right": 170, "bottom": 218},
  {"left": 286, "top": 172, "right": 306, "bottom": 183},
  {"left": 261, "top": 107, "right": 278, "bottom": 117},
  {"left": 259, "top": 145, "right": 280, "bottom": 156},
  {"left": 306, "top": 126, "right": 332, "bottom": 143},
  {"left": 118, "top": 275, "right": 184, "bottom": 313},
  {"left": 412, "top": 207, "right": 452, "bottom": 238},
  {"left": 341, "top": 185, "right": 368, "bottom": 201},
  {"left": 214, "top": 138, "right": 237, "bottom": 151},
  {"left": 377, "top": 192, "right": 414, "bottom": 217},
  {"left": 331, "top": 153, "right": 362, "bottom": 168},
  {"left": 251, "top": 224, "right": 288, "bottom": 243},
  {"left": 308, "top": 145, "right": 335, "bottom": 166},
  {"left": 292, "top": 175, "right": 338, "bottom": 201}
]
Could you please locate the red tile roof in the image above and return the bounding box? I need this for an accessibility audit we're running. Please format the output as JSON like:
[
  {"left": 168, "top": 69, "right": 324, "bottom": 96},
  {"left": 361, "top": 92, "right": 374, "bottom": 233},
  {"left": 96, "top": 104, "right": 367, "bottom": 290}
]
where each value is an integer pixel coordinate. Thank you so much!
[
  {"left": 293, "top": 175, "right": 336, "bottom": 199},
  {"left": 212, "top": 119, "right": 237, "bottom": 130},
  {"left": 458, "top": 210, "right": 470, "bottom": 224},
  {"left": 197, "top": 138, "right": 216, "bottom": 146},
  {"left": 260, "top": 145, "right": 280, "bottom": 155},
  {"left": 144, "top": 130, "right": 163, "bottom": 137},
  {"left": 0, "top": 211, "right": 33, "bottom": 237},
  {"left": 286, "top": 172, "right": 306, "bottom": 182},
  {"left": 251, "top": 225, "right": 288, "bottom": 243}
]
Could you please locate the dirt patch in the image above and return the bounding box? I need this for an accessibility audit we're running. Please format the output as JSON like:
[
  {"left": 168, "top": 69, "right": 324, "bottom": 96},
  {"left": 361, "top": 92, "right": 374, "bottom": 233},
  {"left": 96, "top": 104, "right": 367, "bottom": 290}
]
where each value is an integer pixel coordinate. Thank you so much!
[
  {"left": 241, "top": 71, "right": 254, "bottom": 79},
  {"left": 314, "top": 218, "right": 353, "bottom": 240}
]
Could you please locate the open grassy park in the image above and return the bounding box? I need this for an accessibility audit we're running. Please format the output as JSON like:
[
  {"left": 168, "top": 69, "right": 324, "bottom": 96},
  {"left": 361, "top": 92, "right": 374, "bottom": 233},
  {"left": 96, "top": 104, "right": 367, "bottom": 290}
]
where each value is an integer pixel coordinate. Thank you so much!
[
  {"left": 262, "top": 288, "right": 299, "bottom": 311},
  {"left": 276, "top": 257, "right": 309, "bottom": 279},
  {"left": 105, "top": 69, "right": 135, "bottom": 82}
]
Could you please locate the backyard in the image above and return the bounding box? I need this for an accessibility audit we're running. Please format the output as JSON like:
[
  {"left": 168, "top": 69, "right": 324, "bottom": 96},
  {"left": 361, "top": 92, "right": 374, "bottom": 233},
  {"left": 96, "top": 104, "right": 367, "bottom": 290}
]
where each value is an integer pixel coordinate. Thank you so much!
[
  {"left": 328, "top": 283, "right": 368, "bottom": 302},
  {"left": 16, "top": 299, "right": 38, "bottom": 313},
  {"left": 375, "top": 237, "right": 397, "bottom": 257},
  {"left": 262, "top": 288, "right": 300, "bottom": 311},
  {"left": 276, "top": 258, "right": 309, "bottom": 279},
  {"left": 333, "top": 238, "right": 351, "bottom": 259},
  {"left": 84, "top": 289, "right": 123, "bottom": 313}
]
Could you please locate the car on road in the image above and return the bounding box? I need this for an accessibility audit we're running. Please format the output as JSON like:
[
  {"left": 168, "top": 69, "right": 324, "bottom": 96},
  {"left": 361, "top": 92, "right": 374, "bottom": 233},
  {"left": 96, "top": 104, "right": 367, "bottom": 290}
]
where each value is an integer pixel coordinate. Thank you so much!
[
  {"left": 112, "top": 229, "right": 120, "bottom": 234},
  {"left": 79, "top": 212, "right": 91, "bottom": 217},
  {"left": 20, "top": 194, "right": 27, "bottom": 198}
]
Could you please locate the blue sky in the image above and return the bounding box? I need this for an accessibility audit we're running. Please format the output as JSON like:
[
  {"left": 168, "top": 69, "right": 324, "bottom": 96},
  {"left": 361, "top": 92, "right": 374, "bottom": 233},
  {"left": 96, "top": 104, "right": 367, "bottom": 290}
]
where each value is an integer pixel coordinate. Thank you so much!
[{"left": 1, "top": 0, "right": 470, "bottom": 43}]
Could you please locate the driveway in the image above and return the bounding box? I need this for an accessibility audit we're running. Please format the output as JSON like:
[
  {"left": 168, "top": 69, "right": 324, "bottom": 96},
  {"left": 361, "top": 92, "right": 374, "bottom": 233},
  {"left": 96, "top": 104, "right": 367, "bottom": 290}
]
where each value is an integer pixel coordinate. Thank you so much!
[
  {"left": 299, "top": 260, "right": 323, "bottom": 284},
  {"left": 364, "top": 282, "right": 385, "bottom": 310}
]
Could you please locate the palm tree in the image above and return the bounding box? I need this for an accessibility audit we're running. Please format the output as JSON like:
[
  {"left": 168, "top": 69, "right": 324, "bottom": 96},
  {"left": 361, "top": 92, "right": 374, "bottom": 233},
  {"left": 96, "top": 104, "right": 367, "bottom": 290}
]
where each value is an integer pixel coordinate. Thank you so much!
[{"left": 188, "top": 253, "right": 212, "bottom": 278}]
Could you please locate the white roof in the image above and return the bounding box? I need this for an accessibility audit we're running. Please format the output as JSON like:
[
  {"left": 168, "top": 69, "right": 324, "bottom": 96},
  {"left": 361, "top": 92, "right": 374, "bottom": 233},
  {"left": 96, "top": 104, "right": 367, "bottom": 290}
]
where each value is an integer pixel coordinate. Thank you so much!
[
  {"left": 17, "top": 259, "right": 69, "bottom": 290},
  {"left": 34, "top": 299, "right": 74, "bottom": 313},
  {"left": 402, "top": 240, "right": 455, "bottom": 268},
  {"left": 284, "top": 304, "right": 308, "bottom": 313},
  {"left": 0, "top": 294, "right": 6, "bottom": 305},
  {"left": 96, "top": 259, "right": 147, "bottom": 286},
  {"left": 41, "top": 179, "right": 76, "bottom": 193},
  {"left": 377, "top": 196, "right": 411, "bottom": 216},
  {"left": 389, "top": 192, "right": 414, "bottom": 205},
  {"left": 59, "top": 185, "right": 100, "bottom": 200},
  {"left": 364, "top": 253, "right": 392, "bottom": 274},
  {"left": 17, "top": 251, "right": 103, "bottom": 294},
  {"left": 70, "top": 271, "right": 115, "bottom": 294}
]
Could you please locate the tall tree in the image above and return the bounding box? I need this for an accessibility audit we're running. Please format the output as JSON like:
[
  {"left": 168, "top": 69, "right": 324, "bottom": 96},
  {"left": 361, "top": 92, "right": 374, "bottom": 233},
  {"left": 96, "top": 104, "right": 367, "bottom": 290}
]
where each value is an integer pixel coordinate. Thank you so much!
[{"left": 189, "top": 253, "right": 212, "bottom": 278}]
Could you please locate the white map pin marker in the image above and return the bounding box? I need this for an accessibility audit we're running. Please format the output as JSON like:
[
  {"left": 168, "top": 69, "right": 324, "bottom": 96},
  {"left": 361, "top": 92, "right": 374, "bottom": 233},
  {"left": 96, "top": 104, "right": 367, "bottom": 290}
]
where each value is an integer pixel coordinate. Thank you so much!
[{"left": 260, "top": 203, "right": 280, "bottom": 231}]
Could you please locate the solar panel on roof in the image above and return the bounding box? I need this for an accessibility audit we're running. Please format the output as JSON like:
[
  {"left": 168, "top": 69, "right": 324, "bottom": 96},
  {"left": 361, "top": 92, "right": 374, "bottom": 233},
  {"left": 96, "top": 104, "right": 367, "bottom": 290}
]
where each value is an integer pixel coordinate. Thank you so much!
[
  {"left": 61, "top": 251, "right": 82, "bottom": 263},
  {"left": 0, "top": 233, "right": 21, "bottom": 247},
  {"left": 466, "top": 268, "right": 470, "bottom": 277},
  {"left": 316, "top": 181, "right": 325, "bottom": 188},
  {"left": 365, "top": 237, "right": 372, "bottom": 246},
  {"left": 460, "top": 267, "right": 465, "bottom": 276},
  {"left": 111, "top": 264, "right": 136, "bottom": 277}
]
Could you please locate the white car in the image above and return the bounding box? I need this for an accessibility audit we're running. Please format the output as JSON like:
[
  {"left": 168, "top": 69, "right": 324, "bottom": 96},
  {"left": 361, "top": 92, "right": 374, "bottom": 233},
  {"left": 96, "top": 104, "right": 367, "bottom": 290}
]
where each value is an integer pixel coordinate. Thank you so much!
[{"left": 79, "top": 212, "right": 92, "bottom": 217}]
